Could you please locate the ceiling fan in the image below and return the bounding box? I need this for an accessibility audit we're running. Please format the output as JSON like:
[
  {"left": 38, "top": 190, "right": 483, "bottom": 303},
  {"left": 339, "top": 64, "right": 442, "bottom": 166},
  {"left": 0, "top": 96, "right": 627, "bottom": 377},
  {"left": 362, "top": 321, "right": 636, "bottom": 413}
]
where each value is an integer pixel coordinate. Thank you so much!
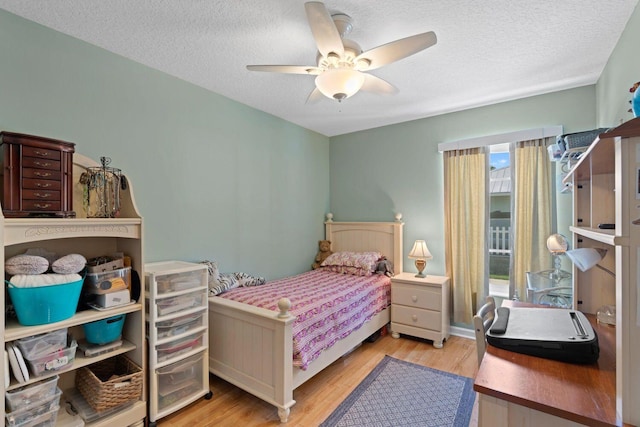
[{"left": 246, "top": 1, "right": 437, "bottom": 103}]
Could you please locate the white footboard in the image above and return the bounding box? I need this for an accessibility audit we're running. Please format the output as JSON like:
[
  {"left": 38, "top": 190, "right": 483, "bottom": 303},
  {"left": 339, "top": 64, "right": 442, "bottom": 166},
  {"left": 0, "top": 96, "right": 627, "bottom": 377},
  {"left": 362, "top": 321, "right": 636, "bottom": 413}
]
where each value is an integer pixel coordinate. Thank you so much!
[
  {"left": 208, "top": 295, "right": 390, "bottom": 423},
  {"left": 208, "top": 296, "right": 296, "bottom": 422},
  {"left": 208, "top": 219, "right": 400, "bottom": 423}
]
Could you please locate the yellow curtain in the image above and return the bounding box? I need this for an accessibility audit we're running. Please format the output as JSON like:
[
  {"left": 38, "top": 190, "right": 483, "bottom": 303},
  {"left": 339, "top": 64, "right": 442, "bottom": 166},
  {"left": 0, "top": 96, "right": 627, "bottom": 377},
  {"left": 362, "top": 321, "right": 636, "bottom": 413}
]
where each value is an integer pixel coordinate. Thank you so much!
[
  {"left": 444, "top": 148, "right": 488, "bottom": 324},
  {"left": 511, "top": 138, "right": 553, "bottom": 300}
]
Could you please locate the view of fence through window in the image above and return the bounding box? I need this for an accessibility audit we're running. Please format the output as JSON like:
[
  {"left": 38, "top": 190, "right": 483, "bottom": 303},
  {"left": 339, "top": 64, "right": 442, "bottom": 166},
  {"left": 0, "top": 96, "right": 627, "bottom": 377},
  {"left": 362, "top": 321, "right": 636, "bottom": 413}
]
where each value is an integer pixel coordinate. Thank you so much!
[{"left": 490, "top": 149, "right": 510, "bottom": 282}]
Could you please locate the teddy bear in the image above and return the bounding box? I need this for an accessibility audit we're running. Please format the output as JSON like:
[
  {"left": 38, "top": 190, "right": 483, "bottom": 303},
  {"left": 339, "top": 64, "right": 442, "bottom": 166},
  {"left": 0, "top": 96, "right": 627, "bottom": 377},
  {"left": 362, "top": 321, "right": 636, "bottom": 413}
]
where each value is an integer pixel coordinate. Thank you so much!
[{"left": 312, "top": 240, "right": 333, "bottom": 270}]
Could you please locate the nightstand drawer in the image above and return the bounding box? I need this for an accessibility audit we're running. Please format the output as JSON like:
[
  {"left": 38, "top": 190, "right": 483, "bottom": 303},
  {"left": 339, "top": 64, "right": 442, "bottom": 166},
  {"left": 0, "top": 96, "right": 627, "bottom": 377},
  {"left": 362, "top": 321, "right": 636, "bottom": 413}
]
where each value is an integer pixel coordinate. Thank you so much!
[
  {"left": 391, "top": 305, "right": 441, "bottom": 331},
  {"left": 392, "top": 283, "right": 441, "bottom": 311}
]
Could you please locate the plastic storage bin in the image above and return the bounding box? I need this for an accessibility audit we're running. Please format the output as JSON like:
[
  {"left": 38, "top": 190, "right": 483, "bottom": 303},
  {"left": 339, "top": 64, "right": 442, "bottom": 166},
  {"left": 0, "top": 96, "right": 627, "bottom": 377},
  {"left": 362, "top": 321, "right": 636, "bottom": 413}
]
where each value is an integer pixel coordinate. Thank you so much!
[
  {"left": 156, "top": 331, "right": 204, "bottom": 362},
  {"left": 5, "top": 376, "right": 59, "bottom": 411},
  {"left": 5, "top": 387, "right": 61, "bottom": 427},
  {"left": 157, "top": 353, "right": 202, "bottom": 390},
  {"left": 155, "top": 312, "right": 205, "bottom": 339},
  {"left": 82, "top": 314, "right": 125, "bottom": 345},
  {"left": 84, "top": 267, "right": 131, "bottom": 295},
  {"left": 7, "top": 279, "right": 84, "bottom": 326},
  {"left": 6, "top": 405, "right": 59, "bottom": 427},
  {"left": 25, "top": 339, "right": 77, "bottom": 378},
  {"left": 64, "top": 387, "right": 132, "bottom": 424},
  {"left": 54, "top": 404, "right": 85, "bottom": 427},
  {"left": 157, "top": 354, "right": 203, "bottom": 412},
  {"left": 151, "top": 268, "right": 207, "bottom": 295},
  {"left": 16, "top": 329, "right": 68, "bottom": 360},
  {"left": 149, "top": 290, "right": 204, "bottom": 317}
]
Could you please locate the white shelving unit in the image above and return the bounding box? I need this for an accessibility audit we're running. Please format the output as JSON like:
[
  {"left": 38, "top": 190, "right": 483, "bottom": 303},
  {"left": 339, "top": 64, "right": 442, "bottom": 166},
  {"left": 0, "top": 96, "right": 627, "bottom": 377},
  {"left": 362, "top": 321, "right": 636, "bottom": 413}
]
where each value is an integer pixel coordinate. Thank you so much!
[
  {"left": 1, "top": 153, "right": 147, "bottom": 427},
  {"left": 145, "top": 261, "right": 211, "bottom": 426},
  {"left": 562, "top": 117, "right": 640, "bottom": 425}
]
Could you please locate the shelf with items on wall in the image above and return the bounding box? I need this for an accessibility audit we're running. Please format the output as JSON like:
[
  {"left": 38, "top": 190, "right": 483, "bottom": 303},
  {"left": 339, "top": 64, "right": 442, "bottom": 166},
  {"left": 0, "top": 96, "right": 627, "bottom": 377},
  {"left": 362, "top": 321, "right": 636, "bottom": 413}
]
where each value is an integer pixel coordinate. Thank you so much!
[{"left": 550, "top": 128, "right": 610, "bottom": 193}]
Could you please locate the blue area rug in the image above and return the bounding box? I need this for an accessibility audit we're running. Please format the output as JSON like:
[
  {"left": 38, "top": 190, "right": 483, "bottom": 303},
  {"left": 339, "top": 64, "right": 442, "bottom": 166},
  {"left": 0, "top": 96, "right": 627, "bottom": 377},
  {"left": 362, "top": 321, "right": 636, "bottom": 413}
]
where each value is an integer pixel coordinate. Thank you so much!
[{"left": 320, "top": 355, "right": 475, "bottom": 427}]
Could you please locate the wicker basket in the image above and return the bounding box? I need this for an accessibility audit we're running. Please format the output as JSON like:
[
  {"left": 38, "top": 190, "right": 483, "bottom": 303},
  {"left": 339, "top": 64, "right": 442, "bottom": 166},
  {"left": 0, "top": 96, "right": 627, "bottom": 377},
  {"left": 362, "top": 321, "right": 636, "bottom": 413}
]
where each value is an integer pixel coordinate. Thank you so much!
[{"left": 76, "top": 355, "right": 142, "bottom": 412}]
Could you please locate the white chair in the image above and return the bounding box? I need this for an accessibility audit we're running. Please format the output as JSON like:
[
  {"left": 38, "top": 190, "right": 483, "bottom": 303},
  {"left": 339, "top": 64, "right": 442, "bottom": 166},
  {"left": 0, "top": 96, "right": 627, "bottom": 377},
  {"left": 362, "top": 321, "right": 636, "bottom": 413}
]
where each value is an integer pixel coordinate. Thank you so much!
[{"left": 473, "top": 296, "right": 496, "bottom": 366}]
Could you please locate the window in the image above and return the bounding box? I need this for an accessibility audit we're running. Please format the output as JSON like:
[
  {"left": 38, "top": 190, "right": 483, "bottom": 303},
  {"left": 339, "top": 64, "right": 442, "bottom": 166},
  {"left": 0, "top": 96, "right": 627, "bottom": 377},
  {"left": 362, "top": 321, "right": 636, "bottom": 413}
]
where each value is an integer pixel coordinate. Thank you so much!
[
  {"left": 441, "top": 126, "right": 560, "bottom": 322},
  {"left": 489, "top": 144, "right": 510, "bottom": 301}
]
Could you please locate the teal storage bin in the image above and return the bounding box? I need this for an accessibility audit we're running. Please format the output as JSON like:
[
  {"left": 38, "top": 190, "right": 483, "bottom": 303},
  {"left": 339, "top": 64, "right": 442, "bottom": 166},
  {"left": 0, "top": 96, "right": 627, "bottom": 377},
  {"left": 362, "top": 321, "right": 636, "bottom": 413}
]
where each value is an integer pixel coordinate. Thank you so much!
[
  {"left": 7, "top": 278, "right": 84, "bottom": 326},
  {"left": 83, "top": 314, "right": 125, "bottom": 345}
]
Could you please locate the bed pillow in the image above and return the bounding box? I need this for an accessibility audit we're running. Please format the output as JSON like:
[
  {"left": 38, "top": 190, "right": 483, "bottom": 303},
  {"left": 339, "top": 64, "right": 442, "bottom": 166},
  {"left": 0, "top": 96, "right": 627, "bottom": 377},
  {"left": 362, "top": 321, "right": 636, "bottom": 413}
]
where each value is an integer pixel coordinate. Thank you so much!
[{"left": 320, "top": 251, "right": 382, "bottom": 276}]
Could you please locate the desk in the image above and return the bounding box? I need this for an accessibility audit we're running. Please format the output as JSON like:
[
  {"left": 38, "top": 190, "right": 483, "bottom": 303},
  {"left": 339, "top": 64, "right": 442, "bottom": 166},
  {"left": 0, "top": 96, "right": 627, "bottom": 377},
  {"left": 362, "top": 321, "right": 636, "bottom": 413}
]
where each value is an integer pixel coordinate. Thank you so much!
[{"left": 473, "top": 301, "right": 619, "bottom": 427}]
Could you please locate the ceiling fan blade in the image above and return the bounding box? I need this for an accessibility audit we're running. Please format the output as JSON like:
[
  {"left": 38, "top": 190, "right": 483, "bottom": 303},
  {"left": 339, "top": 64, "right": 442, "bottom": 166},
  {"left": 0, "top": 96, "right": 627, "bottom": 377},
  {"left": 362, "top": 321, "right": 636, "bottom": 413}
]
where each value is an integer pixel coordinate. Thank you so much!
[
  {"left": 360, "top": 73, "right": 398, "bottom": 95},
  {"left": 355, "top": 31, "right": 437, "bottom": 71},
  {"left": 305, "top": 88, "right": 324, "bottom": 104},
  {"left": 246, "top": 65, "right": 322, "bottom": 75},
  {"left": 304, "top": 1, "right": 344, "bottom": 58}
]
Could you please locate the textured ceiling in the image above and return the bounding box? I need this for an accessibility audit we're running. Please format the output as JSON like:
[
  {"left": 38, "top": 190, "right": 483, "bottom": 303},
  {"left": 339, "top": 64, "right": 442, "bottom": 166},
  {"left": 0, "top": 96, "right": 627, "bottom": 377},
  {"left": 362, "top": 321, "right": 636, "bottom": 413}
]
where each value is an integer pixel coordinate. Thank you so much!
[{"left": 0, "top": 1, "right": 638, "bottom": 137}]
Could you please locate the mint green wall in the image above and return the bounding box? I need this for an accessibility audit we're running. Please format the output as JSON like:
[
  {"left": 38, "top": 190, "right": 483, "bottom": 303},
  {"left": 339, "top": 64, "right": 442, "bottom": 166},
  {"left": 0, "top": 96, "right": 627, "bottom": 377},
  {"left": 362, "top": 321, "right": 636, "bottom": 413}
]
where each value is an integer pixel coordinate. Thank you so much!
[
  {"left": 0, "top": 10, "right": 330, "bottom": 279},
  {"left": 2, "top": 3, "right": 637, "bottom": 281},
  {"left": 330, "top": 1, "right": 640, "bottom": 277},
  {"left": 597, "top": 1, "right": 640, "bottom": 126},
  {"left": 330, "top": 87, "right": 596, "bottom": 276}
]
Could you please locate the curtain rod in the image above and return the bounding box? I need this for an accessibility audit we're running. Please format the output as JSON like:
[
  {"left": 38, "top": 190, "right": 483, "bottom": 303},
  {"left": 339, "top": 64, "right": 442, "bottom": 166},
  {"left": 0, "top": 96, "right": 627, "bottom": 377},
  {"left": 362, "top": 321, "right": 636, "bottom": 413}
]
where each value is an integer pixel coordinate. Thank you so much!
[{"left": 438, "top": 126, "right": 563, "bottom": 152}]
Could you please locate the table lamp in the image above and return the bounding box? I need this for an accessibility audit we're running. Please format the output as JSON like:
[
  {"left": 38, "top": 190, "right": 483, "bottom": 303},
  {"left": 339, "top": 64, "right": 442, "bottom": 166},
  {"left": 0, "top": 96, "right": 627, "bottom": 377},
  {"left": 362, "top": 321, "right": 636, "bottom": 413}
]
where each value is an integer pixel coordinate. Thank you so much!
[{"left": 408, "top": 240, "right": 432, "bottom": 278}]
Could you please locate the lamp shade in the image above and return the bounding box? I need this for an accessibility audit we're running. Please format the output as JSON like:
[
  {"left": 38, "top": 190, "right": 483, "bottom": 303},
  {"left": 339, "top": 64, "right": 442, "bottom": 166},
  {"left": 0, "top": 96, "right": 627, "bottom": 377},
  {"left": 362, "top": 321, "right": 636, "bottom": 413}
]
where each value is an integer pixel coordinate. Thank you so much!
[
  {"left": 315, "top": 68, "right": 365, "bottom": 101},
  {"left": 565, "top": 248, "right": 605, "bottom": 272},
  {"left": 408, "top": 240, "right": 433, "bottom": 259}
]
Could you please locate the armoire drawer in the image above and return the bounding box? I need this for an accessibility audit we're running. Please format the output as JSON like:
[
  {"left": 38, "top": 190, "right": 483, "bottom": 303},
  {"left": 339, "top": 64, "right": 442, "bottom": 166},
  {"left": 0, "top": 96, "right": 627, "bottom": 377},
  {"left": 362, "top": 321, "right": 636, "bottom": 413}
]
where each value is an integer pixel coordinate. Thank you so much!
[
  {"left": 22, "top": 168, "right": 63, "bottom": 181},
  {"left": 22, "top": 189, "right": 61, "bottom": 201},
  {"left": 22, "top": 156, "right": 61, "bottom": 171},
  {"left": 22, "top": 145, "right": 62, "bottom": 160},
  {"left": 21, "top": 200, "right": 62, "bottom": 211},
  {"left": 23, "top": 178, "right": 62, "bottom": 190}
]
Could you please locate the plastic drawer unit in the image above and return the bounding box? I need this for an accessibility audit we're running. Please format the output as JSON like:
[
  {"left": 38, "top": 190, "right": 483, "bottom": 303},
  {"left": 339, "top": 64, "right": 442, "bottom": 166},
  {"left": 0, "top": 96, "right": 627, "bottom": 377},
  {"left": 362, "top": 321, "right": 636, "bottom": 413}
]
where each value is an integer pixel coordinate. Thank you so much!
[{"left": 144, "top": 261, "right": 212, "bottom": 426}]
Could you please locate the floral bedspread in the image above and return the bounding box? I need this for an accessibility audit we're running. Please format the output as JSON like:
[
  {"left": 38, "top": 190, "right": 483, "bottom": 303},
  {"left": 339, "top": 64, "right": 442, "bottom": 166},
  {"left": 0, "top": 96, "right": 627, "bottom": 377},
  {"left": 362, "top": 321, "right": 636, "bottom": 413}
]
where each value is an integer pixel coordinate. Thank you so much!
[{"left": 218, "top": 269, "right": 391, "bottom": 370}]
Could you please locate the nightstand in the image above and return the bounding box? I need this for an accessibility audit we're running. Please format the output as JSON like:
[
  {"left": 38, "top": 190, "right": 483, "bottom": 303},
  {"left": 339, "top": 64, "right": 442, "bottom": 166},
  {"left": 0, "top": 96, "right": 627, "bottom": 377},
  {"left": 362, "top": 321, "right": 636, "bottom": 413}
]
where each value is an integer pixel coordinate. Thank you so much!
[{"left": 390, "top": 272, "right": 450, "bottom": 348}]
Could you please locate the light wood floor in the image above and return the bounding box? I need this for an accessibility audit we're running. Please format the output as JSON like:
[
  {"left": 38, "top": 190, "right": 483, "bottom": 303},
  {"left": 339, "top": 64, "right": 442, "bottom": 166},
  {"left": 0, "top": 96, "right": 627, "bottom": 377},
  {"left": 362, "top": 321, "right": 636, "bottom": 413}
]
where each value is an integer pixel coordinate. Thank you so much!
[{"left": 157, "top": 332, "right": 479, "bottom": 427}]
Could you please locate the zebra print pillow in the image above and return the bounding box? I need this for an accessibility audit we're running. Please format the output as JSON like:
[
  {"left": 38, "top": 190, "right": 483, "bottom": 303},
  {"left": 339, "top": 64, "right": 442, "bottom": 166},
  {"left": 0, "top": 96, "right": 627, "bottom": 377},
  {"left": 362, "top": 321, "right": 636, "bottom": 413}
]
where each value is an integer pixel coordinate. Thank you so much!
[
  {"left": 235, "top": 272, "right": 266, "bottom": 287},
  {"left": 201, "top": 260, "right": 266, "bottom": 296},
  {"left": 201, "top": 260, "right": 238, "bottom": 296}
]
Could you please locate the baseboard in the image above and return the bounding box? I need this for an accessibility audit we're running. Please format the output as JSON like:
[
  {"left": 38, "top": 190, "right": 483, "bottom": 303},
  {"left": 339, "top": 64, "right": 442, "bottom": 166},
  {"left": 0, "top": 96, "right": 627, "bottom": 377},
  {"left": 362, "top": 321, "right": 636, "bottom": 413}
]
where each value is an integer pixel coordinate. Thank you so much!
[{"left": 450, "top": 325, "right": 475, "bottom": 340}]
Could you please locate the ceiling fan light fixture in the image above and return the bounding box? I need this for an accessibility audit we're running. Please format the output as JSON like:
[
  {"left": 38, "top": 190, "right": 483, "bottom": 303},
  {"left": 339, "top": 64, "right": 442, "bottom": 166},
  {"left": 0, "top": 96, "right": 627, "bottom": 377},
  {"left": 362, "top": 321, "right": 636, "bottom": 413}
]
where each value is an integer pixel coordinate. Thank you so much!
[
  {"left": 315, "top": 68, "right": 365, "bottom": 101},
  {"left": 355, "top": 58, "right": 371, "bottom": 70}
]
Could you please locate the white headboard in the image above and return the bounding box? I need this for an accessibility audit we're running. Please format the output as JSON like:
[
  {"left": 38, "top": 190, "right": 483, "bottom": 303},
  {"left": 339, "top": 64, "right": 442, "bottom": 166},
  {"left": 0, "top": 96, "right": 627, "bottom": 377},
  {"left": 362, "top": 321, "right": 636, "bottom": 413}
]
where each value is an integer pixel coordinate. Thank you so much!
[{"left": 325, "top": 218, "right": 404, "bottom": 274}]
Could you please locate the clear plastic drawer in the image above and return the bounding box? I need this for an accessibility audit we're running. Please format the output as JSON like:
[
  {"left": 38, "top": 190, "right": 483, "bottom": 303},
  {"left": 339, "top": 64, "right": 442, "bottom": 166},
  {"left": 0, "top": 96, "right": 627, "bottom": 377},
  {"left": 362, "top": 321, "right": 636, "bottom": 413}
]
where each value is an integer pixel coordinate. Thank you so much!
[
  {"left": 157, "top": 353, "right": 204, "bottom": 411},
  {"left": 147, "top": 290, "right": 204, "bottom": 317},
  {"left": 156, "top": 331, "right": 204, "bottom": 363},
  {"left": 156, "top": 312, "right": 205, "bottom": 339},
  {"left": 152, "top": 269, "right": 207, "bottom": 295}
]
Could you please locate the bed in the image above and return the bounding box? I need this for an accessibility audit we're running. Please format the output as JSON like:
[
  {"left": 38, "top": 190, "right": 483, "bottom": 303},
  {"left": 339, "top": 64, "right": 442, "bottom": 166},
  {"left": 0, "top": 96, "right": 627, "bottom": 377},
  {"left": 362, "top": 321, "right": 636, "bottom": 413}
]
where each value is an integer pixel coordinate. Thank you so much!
[{"left": 207, "top": 219, "right": 404, "bottom": 422}]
